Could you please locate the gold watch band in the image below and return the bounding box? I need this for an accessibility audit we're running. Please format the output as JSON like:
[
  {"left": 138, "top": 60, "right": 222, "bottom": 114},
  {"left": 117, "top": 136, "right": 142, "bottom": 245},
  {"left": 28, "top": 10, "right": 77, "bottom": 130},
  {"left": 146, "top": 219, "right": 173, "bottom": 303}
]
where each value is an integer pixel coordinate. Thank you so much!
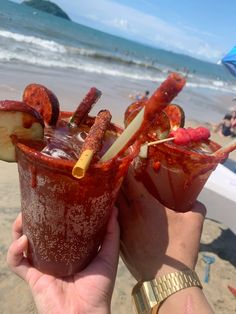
[{"left": 132, "top": 269, "right": 202, "bottom": 314}]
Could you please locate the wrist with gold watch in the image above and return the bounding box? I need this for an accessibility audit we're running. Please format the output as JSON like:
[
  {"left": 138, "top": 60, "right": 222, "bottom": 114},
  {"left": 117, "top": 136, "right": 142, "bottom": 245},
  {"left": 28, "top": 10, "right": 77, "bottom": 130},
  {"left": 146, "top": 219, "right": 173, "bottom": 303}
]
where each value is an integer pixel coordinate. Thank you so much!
[{"left": 132, "top": 268, "right": 202, "bottom": 314}]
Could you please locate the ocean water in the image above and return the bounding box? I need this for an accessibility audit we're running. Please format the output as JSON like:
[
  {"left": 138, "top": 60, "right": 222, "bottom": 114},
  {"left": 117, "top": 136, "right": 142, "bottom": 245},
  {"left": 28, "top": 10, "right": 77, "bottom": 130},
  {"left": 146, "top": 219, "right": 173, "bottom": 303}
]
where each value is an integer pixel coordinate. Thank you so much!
[{"left": 1, "top": 0, "right": 236, "bottom": 123}]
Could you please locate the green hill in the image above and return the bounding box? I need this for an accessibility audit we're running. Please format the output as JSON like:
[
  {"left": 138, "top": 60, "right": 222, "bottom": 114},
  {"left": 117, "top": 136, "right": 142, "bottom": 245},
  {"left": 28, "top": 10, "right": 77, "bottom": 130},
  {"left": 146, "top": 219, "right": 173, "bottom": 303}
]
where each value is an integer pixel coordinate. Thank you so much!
[{"left": 22, "top": 0, "right": 71, "bottom": 20}]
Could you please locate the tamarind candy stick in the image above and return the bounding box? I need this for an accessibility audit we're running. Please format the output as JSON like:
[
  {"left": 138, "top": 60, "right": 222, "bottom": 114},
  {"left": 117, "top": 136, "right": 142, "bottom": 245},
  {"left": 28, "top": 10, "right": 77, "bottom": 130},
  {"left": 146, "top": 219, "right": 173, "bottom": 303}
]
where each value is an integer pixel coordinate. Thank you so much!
[
  {"left": 212, "top": 139, "right": 236, "bottom": 157},
  {"left": 68, "top": 87, "right": 102, "bottom": 127},
  {"left": 136, "top": 73, "right": 186, "bottom": 145},
  {"left": 72, "top": 110, "right": 112, "bottom": 179},
  {"left": 101, "top": 73, "right": 186, "bottom": 162}
]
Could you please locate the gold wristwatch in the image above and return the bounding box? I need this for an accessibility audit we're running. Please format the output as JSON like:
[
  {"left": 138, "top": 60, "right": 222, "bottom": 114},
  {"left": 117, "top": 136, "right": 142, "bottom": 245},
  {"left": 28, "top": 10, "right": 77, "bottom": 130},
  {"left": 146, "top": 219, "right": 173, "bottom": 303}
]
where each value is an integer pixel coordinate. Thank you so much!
[{"left": 132, "top": 269, "right": 202, "bottom": 314}]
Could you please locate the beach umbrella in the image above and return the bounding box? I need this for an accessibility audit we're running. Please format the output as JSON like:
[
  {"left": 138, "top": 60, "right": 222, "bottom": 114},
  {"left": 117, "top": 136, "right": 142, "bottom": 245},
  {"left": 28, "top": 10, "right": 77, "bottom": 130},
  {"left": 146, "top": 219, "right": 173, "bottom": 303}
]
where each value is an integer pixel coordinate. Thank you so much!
[{"left": 221, "top": 46, "right": 236, "bottom": 77}]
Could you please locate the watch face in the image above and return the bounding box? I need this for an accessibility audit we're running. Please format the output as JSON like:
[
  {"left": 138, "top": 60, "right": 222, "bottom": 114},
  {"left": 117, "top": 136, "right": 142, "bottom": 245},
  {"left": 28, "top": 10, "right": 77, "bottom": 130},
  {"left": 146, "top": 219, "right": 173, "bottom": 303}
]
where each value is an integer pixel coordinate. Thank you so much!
[
  {"left": 132, "top": 270, "right": 202, "bottom": 314},
  {"left": 132, "top": 281, "right": 159, "bottom": 314}
]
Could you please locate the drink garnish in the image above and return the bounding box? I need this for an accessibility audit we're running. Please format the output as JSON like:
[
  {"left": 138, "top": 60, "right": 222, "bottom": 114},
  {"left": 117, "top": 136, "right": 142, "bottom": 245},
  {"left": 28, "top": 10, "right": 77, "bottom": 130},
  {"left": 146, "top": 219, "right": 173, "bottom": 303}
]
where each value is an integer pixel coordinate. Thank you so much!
[
  {"left": 163, "top": 103, "right": 185, "bottom": 130},
  {"left": 139, "top": 127, "right": 211, "bottom": 158},
  {"left": 124, "top": 103, "right": 184, "bottom": 141},
  {"left": 72, "top": 110, "right": 112, "bottom": 178},
  {"left": 23, "top": 83, "right": 60, "bottom": 126},
  {"left": 139, "top": 137, "right": 175, "bottom": 158},
  {"left": 124, "top": 99, "right": 146, "bottom": 128},
  {"left": 68, "top": 87, "right": 102, "bottom": 128},
  {"left": 149, "top": 111, "right": 171, "bottom": 140},
  {"left": 212, "top": 138, "right": 236, "bottom": 157},
  {"left": 125, "top": 102, "right": 184, "bottom": 133},
  {"left": 0, "top": 100, "right": 44, "bottom": 161},
  {"left": 100, "top": 73, "right": 186, "bottom": 162},
  {"left": 169, "top": 127, "right": 210, "bottom": 145}
]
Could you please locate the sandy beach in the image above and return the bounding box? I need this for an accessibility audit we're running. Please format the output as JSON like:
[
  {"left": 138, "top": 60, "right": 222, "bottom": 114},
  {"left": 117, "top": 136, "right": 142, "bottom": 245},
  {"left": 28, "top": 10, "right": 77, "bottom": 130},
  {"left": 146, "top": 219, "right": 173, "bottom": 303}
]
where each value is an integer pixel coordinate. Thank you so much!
[{"left": 0, "top": 64, "right": 236, "bottom": 313}]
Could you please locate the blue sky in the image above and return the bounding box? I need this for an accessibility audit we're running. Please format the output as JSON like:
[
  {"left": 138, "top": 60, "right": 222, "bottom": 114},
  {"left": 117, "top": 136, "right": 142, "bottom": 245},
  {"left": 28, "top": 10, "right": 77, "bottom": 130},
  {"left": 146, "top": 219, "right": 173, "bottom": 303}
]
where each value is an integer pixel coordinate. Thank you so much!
[{"left": 12, "top": 0, "right": 236, "bottom": 63}]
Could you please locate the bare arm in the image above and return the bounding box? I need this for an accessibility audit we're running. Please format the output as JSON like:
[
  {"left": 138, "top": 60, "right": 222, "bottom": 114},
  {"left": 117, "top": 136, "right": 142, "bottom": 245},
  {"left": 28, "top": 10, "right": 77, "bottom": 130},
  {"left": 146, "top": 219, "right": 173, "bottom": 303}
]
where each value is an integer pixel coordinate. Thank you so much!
[{"left": 117, "top": 169, "right": 214, "bottom": 313}]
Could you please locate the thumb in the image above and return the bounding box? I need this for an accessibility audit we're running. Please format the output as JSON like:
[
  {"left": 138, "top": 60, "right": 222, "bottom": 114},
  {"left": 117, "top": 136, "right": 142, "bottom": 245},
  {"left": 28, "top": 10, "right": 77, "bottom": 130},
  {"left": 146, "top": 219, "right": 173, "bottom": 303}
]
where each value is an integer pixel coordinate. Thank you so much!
[{"left": 7, "top": 234, "right": 30, "bottom": 280}]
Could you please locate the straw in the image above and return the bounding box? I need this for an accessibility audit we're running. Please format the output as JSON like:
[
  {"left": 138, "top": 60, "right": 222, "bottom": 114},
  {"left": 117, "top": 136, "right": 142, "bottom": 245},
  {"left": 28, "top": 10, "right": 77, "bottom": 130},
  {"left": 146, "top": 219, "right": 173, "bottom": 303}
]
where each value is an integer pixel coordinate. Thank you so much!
[{"left": 72, "top": 150, "right": 94, "bottom": 179}]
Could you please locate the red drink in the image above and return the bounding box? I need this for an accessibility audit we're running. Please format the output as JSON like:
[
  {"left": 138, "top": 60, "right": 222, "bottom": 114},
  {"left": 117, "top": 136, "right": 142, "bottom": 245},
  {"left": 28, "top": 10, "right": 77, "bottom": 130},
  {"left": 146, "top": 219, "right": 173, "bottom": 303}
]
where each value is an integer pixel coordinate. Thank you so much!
[
  {"left": 16, "top": 113, "right": 136, "bottom": 277},
  {"left": 131, "top": 140, "right": 226, "bottom": 212}
]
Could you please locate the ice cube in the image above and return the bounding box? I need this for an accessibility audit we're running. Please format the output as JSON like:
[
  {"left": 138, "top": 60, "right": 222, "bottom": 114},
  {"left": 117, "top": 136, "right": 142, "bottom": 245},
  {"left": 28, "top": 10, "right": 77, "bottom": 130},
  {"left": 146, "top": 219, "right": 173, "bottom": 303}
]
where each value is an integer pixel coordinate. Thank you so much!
[{"left": 42, "top": 147, "right": 74, "bottom": 160}]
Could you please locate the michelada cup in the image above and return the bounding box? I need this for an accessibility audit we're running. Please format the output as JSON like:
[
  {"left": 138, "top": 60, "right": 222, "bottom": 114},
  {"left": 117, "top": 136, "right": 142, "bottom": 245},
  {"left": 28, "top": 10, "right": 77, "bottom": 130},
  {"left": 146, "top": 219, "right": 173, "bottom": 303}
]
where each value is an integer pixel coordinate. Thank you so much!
[
  {"left": 127, "top": 139, "right": 226, "bottom": 212},
  {"left": 16, "top": 113, "right": 138, "bottom": 277}
]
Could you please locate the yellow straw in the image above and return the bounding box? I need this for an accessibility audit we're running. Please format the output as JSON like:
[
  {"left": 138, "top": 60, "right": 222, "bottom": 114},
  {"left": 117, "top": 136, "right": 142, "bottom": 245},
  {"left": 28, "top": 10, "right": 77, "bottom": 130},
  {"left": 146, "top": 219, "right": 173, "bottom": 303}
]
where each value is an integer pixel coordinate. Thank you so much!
[{"left": 72, "top": 149, "right": 94, "bottom": 179}]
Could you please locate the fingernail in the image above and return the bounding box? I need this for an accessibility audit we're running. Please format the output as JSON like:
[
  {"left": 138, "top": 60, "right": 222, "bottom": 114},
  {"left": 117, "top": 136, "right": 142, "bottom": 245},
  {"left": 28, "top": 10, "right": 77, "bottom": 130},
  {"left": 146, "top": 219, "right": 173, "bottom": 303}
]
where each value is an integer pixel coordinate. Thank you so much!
[{"left": 17, "top": 234, "right": 27, "bottom": 245}]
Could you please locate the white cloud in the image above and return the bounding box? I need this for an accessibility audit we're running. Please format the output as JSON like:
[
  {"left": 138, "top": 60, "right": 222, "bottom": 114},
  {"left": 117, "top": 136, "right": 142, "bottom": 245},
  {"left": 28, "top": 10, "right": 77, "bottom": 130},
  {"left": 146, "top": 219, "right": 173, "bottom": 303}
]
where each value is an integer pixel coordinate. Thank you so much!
[
  {"left": 88, "top": 14, "right": 131, "bottom": 31},
  {"left": 66, "top": 0, "right": 223, "bottom": 62},
  {"left": 112, "top": 18, "right": 130, "bottom": 31}
]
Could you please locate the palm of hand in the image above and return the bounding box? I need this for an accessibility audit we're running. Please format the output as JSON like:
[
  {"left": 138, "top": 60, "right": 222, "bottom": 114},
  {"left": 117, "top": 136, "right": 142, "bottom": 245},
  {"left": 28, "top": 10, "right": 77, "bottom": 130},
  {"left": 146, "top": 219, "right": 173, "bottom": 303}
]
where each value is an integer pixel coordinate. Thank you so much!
[
  {"left": 7, "top": 209, "right": 119, "bottom": 314},
  {"left": 27, "top": 266, "right": 112, "bottom": 314}
]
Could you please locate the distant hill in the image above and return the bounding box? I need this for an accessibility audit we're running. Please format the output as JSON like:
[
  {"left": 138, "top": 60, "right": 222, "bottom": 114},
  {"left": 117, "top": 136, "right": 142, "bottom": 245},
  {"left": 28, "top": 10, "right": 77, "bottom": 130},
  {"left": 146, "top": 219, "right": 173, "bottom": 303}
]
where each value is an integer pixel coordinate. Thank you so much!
[{"left": 22, "top": 0, "right": 71, "bottom": 21}]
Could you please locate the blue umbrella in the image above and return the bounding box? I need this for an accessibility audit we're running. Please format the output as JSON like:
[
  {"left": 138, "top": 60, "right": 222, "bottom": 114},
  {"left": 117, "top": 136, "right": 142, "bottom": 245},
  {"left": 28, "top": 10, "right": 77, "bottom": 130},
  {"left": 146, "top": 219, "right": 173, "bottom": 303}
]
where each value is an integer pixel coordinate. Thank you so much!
[{"left": 222, "top": 46, "right": 236, "bottom": 77}]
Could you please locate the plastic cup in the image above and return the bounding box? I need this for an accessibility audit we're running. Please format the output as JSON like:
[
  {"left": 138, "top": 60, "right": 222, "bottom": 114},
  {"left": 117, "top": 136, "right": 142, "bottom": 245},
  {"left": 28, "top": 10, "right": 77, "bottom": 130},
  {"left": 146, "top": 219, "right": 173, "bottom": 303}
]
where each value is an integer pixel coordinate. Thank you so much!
[
  {"left": 16, "top": 114, "right": 137, "bottom": 277},
  {"left": 129, "top": 140, "right": 226, "bottom": 212}
]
